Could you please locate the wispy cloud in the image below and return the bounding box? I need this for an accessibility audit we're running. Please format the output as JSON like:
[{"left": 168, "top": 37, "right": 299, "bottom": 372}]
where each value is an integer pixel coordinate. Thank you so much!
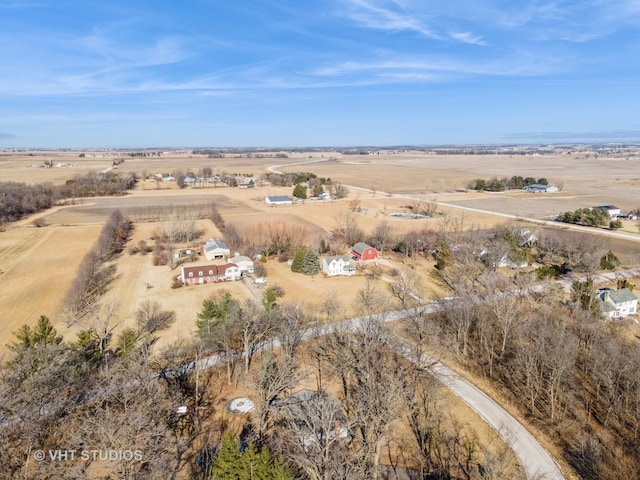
[
  {"left": 448, "top": 31, "right": 488, "bottom": 46},
  {"left": 0, "top": 132, "right": 17, "bottom": 139},
  {"left": 343, "top": 0, "right": 440, "bottom": 39}
]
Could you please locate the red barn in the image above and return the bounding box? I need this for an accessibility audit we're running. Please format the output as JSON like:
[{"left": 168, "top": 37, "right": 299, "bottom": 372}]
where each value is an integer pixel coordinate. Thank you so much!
[{"left": 351, "top": 242, "right": 379, "bottom": 261}]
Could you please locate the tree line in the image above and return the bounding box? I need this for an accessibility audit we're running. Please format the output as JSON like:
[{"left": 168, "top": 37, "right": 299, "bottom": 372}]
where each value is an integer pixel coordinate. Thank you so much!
[
  {"left": 468, "top": 176, "right": 549, "bottom": 192},
  {"left": 64, "top": 209, "right": 132, "bottom": 321},
  {"left": 0, "top": 172, "right": 136, "bottom": 227}
]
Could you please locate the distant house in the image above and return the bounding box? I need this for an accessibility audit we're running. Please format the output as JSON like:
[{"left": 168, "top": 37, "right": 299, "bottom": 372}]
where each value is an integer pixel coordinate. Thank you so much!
[
  {"left": 478, "top": 250, "right": 528, "bottom": 269},
  {"left": 229, "top": 253, "right": 254, "bottom": 274},
  {"left": 322, "top": 255, "right": 356, "bottom": 277},
  {"left": 351, "top": 242, "right": 379, "bottom": 261},
  {"left": 594, "top": 205, "right": 621, "bottom": 217},
  {"left": 203, "top": 239, "right": 231, "bottom": 261},
  {"left": 599, "top": 288, "right": 638, "bottom": 318},
  {"left": 180, "top": 263, "right": 241, "bottom": 285},
  {"left": 516, "top": 229, "right": 538, "bottom": 247},
  {"left": 265, "top": 195, "right": 293, "bottom": 205},
  {"left": 239, "top": 180, "right": 255, "bottom": 189},
  {"left": 522, "top": 184, "right": 558, "bottom": 193}
]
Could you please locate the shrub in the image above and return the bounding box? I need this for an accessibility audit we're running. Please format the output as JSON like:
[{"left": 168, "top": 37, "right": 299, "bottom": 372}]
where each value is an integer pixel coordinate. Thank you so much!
[{"left": 609, "top": 219, "right": 623, "bottom": 230}]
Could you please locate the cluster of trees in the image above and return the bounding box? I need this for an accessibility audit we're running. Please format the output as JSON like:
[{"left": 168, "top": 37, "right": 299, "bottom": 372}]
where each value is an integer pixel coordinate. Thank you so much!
[
  {"left": 61, "top": 171, "right": 137, "bottom": 198},
  {"left": 556, "top": 207, "right": 610, "bottom": 227},
  {"left": 64, "top": 210, "right": 132, "bottom": 320},
  {"left": 468, "top": 176, "right": 549, "bottom": 192},
  {"left": 268, "top": 171, "right": 319, "bottom": 187},
  {"left": 154, "top": 206, "right": 199, "bottom": 244},
  {"left": 243, "top": 220, "right": 308, "bottom": 258},
  {"left": 0, "top": 310, "right": 198, "bottom": 479},
  {"left": 190, "top": 284, "right": 517, "bottom": 479},
  {"left": 0, "top": 172, "right": 136, "bottom": 227},
  {"left": 426, "top": 282, "right": 640, "bottom": 478},
  {"left": 0, "top": 181, "right": 57, "bottom": 226},
  {"left": 268, "top": 172, "right": 347, "bottom": 199}
]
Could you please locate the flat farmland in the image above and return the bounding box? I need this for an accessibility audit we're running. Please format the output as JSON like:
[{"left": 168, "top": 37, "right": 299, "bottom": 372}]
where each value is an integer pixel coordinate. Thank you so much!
[
  {"left": 2, "top": 148, "right": 640, "bottom": 354},
  {"left": 277, "top": 152, "right": 640, "bottom": 214},
  {"left": 0, "top": 223, "right": 102, "bottom": 349},
  {"left": 0, "top": 152, "right": 113, "bottom": 184}
]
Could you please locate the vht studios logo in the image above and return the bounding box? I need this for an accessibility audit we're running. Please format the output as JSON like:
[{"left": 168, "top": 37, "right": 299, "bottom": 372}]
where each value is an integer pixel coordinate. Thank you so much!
[{"left": 33, "top": 449, "right": 143, "bottom": 462}]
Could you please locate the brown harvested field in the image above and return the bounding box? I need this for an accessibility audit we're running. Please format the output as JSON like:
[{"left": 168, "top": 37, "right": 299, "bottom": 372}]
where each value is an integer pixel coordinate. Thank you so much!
[
  {"left": 0, "top": 152, "right": 113, "bottom": 184},
  {"left": 0, "top": 223, "right": 102, "bottom": 349}
]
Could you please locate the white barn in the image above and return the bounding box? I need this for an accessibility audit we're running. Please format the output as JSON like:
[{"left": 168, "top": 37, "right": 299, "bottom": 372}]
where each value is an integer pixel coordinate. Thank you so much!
[{"left": 265, "top": 195, "right": 293, "bottom": 205}]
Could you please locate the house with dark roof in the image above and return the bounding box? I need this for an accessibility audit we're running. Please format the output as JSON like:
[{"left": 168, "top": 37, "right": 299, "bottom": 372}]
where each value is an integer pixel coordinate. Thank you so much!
[
  {"left": 180, "top": 263, "right": 241, "bottom": 285},
  {"left": 203, "top": 239, "right": 230, "bottom": 261},
  {"left": 599, "top": 287, "right": 638, "bottom": 318},
  {"left": 594, "top": 205, "right": 621, "bottom": 217},
  {"left": 351, "top": 242, "right": 379, "bottom": 261},
  {"left": 265, "top": 195, "right": 293, "bottom": 205}
]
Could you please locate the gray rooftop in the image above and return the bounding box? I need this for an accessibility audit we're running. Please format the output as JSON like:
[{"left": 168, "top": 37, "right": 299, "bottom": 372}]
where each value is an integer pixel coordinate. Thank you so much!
[
  {"left": 608, "top": 288, "right": 638, "bottom": 304},
  {"left": 204, "top": 239, "right": 229, "bottom": 251}
]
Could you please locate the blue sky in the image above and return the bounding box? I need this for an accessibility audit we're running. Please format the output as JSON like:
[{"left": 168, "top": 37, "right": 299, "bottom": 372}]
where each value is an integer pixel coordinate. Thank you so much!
[{"left": 1, "top": 0, "right": 640, "bottom": 148}]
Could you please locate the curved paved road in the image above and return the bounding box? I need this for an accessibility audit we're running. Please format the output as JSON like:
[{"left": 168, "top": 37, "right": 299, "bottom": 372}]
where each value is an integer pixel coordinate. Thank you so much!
[{"left": 392, "top": 338, "right": 564, "bottom": 480}]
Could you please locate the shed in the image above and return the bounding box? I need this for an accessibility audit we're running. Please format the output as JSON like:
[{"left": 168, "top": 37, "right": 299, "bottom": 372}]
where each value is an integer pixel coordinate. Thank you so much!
[{"left": 203, "top": 239, "right": 231, "bottom": 261}]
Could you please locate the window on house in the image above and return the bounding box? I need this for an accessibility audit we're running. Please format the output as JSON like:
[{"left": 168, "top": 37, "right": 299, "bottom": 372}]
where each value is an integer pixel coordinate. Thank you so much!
[
  {"left": 209, "top": 270, "right": 213, "bottom": 275},
  {"left": 199, "top": 271, "right": 203, "bottom": 276},
  {"left": 189, "top": 272, "right": 193, "bottom": 277}
]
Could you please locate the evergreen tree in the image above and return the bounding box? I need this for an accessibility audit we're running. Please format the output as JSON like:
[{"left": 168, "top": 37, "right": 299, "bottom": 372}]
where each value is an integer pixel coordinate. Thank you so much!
[
  {"left": 263, "top": 288, "right": 278, "bottom": 313},
  {"left": 211, "top": 432, "right": 293, "bottom": 480},
  {"left": 600, "top": 250, "right": 620, "bottom": 270},
  {"left": 196, "top": 293, "right": 233, "bottom": 343},
  {"left": 292, "top": 183, "right": 307, "bottom": 199},
  {"left": 11, "top": 315, "right": 62, "bottom": 349},
  {"left": 302, "top": 248, "right": 320, "bottom": 275},
  {"left": 116, "top": 327, "right": 139, "bottom": 357},
  {"left": 290, "top": 247, "right": 306, "bottom": 273},
  {"left": 211, "top": 432, "right": 244, "bottom": 479}
]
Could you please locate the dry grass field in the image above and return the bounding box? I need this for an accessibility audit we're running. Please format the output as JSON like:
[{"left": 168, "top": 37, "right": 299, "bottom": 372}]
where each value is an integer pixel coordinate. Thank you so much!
[{"left": 0, "top": 223, "right": 102, "bottom": 349}]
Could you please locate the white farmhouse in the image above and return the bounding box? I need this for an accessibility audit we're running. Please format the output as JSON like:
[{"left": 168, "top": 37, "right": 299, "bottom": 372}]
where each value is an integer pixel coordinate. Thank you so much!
[
  {"left": 599, "top": 288, "right": 638, "bottom": 318},
  {"left": 322, "top": 255, "right": 356, "bottom": 277}
]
